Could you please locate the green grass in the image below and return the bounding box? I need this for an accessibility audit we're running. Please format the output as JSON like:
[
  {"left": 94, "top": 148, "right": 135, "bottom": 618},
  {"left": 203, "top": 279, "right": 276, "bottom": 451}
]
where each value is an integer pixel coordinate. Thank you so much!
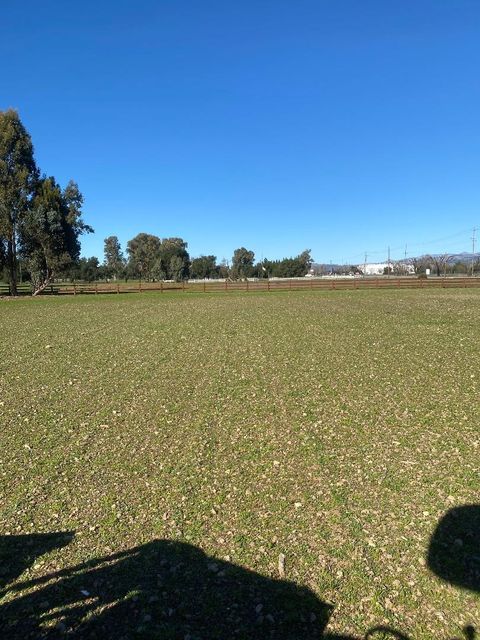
[{"left": 0, "top": 289, "right": 479, "bottom": 639}]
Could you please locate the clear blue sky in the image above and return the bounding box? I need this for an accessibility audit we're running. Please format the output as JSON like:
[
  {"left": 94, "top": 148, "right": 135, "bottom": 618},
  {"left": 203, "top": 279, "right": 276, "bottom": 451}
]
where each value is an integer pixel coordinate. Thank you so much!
[{"left": 1, "top": 1, "right": 479, "bottom": 264}]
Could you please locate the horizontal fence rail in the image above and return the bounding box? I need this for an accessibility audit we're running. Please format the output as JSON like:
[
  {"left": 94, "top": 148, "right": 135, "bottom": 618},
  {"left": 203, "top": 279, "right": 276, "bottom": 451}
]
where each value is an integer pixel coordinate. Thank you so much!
[{"left": 3, "top": 277, "right": 480, "bottom": 297}]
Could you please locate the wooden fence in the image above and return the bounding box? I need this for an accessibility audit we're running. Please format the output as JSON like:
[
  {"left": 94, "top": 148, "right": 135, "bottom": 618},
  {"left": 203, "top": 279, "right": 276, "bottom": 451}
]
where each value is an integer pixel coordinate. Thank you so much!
[{"left": 3, "top": 276, "right": 480, "bottom": 297}]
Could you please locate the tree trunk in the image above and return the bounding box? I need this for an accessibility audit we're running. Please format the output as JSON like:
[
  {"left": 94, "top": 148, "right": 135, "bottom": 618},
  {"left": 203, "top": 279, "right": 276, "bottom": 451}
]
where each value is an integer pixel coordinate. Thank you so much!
[
  {"left": 7, "top": 232, "right": 17, "bottom": 296},
  {"left": 32, "top": 270, "right": 54, "bottom": 296}
]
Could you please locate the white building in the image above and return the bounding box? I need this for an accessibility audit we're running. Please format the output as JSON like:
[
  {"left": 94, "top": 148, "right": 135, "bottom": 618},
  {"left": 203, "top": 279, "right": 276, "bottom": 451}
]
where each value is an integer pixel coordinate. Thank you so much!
[{"left": 358, "top": 262, "right": 415, "bottom": 275}]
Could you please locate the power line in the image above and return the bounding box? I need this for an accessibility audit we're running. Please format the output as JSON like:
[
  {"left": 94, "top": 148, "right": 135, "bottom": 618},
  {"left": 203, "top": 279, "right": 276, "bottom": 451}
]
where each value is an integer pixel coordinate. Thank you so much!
[{"left": 336, "top": 225, "right": 479, "bottom": 266}]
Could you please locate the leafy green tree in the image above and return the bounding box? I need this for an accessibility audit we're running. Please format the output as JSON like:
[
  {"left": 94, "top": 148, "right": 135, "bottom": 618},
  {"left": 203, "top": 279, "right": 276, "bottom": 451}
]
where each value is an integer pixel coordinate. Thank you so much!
[
  {"left": 259, "top": 250, "right": 312, "bottom": 278},
  {"left": 169, "top": 255, "right": 187, "bottom": 282},
  {"left": 190, "top": 255, "right": 217, "bottom": 279},
  {"left": 21, "top": 177, "right": 92, "bottom": 294},
  {"left": 217, "top": 259, "right": 230, "bottom": 279},
  {"left": 0, "top": 109, "right": 38, "bottom": 295},
  {"left": 124, "top": 259, "right": 138, "bottom": 282},
  {"left": 0, "top": 237, "right": 5, "bottom": 273},
  {"left": 297, "top": 249, "right": 313, "bottom": 274},
  {"left": 79, "top": 256, "right": 100, "bottom": 282},
  {"left": 151, "top": 258, "right": 166, "bottom": 281},
  {"left": 68, "top": 257, "right": 100, "bottom": 282},
  {"left": 231, "top": 247, "right": 255, "bottom": 280},
  {"left": 159, "top": 237, "right": 190, "bottom": 280},
  {"left": 104, "top": 235, "right": 124, "bottom": 280},
  {"left": 126, "top": 233, "right": 161, "bottom": 281}
]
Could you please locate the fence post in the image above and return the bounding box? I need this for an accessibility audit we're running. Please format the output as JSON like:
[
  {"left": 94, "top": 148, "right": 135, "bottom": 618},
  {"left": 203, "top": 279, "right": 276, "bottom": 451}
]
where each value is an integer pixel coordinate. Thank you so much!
[
  {"left": 225, "top": 280, "right": 227, "bottom": 291},
  {"left": 203, "top": 281, "right": 206, "bottom": 293},
  {"left": 267, "top": 280, "right": 270, "bottom": 291},
  {"left": 73, "top": 283, "right": 76, "bottom": 296},
  {"left": 182, "top": 280, "right": 186, "bottom": 292},
  {"left": 161, "top": 280, "right": 163, "bottom": 293},
  {"left": 117, "top": 284, "right": 120, "bottom": 294},
  {"left": 95, "top": 283, "right": 98, "bottom": 294}
]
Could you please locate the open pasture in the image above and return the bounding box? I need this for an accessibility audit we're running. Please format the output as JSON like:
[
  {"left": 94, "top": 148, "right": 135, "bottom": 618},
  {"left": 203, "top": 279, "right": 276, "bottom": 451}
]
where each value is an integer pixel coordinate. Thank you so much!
[{"left": 0, "top": 289, "right": 478, "bottom": 639}]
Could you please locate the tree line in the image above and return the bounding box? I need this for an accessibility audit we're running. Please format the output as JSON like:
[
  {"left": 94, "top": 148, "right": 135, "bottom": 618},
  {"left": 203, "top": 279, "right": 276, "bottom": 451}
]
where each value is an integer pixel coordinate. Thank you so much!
[
  {"left": 92, "top": 236, "right": 312, "bottom": 283},
  {"left": 1, "top": 108, "right": 475, "bottom": 294},
  {"left": 0, "top": 110, "right": 312, "bottom": 293}
]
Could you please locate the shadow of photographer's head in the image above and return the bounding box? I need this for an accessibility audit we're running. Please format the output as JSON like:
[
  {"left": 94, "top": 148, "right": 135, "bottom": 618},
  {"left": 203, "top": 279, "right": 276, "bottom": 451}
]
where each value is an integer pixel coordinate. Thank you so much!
[{"left": 427, "top": 504, "right": 480, "bottom": 593}]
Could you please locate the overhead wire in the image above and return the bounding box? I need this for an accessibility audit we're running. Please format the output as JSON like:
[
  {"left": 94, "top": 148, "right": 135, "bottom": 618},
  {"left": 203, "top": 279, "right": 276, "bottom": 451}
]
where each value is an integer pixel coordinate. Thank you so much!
[{"left": 335, "top": 226, "right": 478, "bottom": 265}]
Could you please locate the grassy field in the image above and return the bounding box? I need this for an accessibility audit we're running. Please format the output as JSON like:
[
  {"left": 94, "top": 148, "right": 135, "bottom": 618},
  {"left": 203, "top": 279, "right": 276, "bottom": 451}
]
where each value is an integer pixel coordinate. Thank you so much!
[{"left": 0, "top": 289, "right": 478, "bottom": 639}]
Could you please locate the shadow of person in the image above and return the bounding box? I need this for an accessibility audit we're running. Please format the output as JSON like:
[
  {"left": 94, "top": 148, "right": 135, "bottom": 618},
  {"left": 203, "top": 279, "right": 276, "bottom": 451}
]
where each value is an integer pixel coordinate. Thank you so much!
[
  {"left": 0, "top": 531, "right": 74, "bottom": 591},
  {"left": 427, "top": 504, "right": 480, "bottom": 593},
  {"left": 1, "top": 534, "right": 360, "bottom": 639},
  {"left": 427, "top": 505, "right": 479, "bottom": 640}
]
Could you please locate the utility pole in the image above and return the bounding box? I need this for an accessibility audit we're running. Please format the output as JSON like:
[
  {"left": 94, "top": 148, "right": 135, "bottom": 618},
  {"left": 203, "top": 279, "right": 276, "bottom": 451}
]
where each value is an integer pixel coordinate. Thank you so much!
[{"left": 471, "top": 227, "right": 477, "bottom": 277}]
